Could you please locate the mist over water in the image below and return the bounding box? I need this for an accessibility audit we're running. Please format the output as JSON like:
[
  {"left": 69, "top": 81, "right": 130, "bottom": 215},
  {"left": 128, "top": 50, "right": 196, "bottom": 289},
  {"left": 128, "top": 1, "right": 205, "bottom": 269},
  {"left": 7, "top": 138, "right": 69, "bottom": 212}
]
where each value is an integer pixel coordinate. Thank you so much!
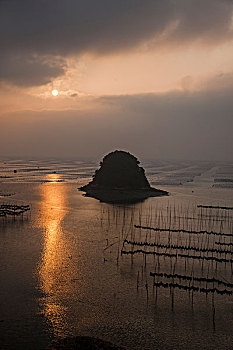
[{"left": 1, "top": 158, "right": 233, "bottom": 349}]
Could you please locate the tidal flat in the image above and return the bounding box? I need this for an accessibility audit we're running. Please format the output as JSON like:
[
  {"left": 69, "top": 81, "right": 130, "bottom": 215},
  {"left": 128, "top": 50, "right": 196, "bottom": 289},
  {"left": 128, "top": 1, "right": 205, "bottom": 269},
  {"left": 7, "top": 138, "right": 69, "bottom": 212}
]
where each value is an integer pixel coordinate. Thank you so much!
[{"left": 0, "top": 159, "right": 233, "bottom": 350}]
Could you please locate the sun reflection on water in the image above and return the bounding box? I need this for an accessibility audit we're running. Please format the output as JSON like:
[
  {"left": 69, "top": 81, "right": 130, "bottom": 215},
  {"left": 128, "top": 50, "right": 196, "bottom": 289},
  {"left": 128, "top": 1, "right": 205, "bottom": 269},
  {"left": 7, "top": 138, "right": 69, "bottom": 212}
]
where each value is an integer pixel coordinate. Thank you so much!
[
  {"left": 38, "top": 181, "right": 73, "bottom": 337},
  {"left": 47, "top": 173, "right": 62, "bottom": 183}
]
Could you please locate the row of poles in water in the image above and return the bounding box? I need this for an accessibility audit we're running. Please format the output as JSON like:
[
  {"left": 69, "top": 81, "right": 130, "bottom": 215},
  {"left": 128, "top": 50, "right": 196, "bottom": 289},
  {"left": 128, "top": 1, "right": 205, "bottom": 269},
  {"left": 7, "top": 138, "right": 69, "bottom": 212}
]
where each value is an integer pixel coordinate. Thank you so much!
[
  {"left": 101, "top": 202, "right": 233, "bottom": 331},
  {"left": 0, "top": 204, "right": 30, "bottom": 217}
]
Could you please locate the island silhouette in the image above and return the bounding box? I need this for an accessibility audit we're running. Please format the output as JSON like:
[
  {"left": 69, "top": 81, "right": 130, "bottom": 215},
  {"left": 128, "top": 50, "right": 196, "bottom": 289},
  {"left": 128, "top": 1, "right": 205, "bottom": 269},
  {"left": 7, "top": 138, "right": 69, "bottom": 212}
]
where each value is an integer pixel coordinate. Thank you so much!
[{"left": 79, "top": 150, "right": 168, "bottom": 203}]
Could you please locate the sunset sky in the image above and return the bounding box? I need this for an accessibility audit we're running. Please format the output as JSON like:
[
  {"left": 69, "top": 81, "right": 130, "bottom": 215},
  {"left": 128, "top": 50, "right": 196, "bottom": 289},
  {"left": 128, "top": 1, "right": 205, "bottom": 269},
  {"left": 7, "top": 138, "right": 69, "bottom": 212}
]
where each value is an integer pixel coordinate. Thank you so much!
[{"left": 1, "top": 0, "right": 233, "bottom": 161}]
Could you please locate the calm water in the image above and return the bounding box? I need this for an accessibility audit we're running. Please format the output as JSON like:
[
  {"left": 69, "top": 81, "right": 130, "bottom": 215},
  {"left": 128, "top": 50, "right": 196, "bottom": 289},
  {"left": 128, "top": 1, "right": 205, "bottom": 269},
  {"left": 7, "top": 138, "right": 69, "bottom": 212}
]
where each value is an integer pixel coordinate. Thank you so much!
[{"left": 0, "top": 159, "right": 233, "bottom": 349}]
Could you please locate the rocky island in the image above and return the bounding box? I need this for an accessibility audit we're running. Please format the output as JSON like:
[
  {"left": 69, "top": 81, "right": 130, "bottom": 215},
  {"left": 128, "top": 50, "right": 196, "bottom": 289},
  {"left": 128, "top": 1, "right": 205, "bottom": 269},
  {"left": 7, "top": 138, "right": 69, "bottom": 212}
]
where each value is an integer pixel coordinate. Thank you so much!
[{"left": 79, "top": 150, "right": 168, "bottom": 203}]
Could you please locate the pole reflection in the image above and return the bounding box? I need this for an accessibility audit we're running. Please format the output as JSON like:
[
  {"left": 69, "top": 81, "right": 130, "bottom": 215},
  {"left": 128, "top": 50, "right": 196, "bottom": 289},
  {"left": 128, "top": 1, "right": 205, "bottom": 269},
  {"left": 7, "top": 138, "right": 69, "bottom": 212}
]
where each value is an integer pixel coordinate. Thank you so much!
[{"left": 38, "top": 175, "right": 71, "bottom": 337}]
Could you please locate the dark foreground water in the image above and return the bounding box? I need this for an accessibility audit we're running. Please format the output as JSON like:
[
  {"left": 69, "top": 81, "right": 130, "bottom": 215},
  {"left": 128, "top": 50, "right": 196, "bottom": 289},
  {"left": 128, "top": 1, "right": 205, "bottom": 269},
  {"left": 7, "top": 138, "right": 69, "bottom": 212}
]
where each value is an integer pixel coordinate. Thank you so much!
[{"left": 0, "top": 159, "right": 233, "bottom": 349}]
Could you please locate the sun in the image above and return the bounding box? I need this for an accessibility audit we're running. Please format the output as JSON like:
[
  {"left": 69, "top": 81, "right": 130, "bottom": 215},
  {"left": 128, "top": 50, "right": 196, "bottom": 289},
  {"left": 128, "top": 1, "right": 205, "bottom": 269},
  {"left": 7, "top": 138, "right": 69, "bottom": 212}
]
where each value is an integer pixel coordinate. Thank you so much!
[{"left": 52, "top": 89, "right": 59, "bottom": 96}]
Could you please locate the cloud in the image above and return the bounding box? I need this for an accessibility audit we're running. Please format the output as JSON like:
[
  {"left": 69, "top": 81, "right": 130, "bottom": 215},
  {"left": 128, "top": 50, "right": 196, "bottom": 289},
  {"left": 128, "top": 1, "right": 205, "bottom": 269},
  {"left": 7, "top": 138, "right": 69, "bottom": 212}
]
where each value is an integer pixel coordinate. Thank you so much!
[
  {"left": 0, "top": 53, "right": 66, "bottom": 86},
  {"left": 1, "top": 79, "right": 233, "bottom": 161},
  {"left": 0, "top": 0, "right": 233, "bottom": 86}
]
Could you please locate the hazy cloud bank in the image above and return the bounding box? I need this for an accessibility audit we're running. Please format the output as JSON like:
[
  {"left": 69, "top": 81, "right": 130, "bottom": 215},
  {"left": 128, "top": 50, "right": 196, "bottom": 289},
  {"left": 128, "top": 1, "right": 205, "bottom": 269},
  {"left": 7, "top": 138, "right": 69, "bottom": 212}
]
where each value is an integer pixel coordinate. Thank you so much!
[{"left": 1, "top": 80, "right": 232, "bottom": 161}]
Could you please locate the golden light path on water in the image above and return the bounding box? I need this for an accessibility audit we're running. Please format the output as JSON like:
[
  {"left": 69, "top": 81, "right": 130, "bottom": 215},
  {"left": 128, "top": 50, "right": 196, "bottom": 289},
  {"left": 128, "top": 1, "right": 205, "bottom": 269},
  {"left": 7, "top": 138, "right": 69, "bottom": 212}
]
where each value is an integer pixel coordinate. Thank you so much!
[
  {"left": 38, "top": 174, "right": 81, "bottom": 337},
  {"left": 37, "top": 173, "right": 110, "bottom": 340}
]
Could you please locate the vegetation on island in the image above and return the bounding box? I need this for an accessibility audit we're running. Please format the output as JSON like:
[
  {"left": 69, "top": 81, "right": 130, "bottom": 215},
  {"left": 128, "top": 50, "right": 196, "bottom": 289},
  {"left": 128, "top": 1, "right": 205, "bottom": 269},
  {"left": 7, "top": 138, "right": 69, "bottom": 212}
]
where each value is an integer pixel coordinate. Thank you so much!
[{"left": 79, "top": 150, "right": 168, "bottom": 203}]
